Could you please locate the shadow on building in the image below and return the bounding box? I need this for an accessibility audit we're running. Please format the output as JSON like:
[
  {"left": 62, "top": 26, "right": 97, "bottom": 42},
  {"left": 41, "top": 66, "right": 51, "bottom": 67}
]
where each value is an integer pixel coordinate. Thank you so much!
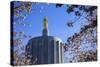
[{"left": 26, "top": 17, "right": 64, "bottom": 65}]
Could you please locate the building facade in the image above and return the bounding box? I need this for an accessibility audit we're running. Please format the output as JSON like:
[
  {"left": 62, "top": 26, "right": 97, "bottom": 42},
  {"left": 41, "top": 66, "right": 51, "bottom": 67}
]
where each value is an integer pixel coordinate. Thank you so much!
[{"left": 26, "top": 17, "right": 64, "bottom": 64}]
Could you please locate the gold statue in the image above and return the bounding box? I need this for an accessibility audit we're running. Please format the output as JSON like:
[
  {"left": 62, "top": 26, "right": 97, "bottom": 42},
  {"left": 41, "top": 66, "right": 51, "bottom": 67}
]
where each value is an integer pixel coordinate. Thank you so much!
[{"left": 43, "top": 17, "right": 48, "bottom": 29}]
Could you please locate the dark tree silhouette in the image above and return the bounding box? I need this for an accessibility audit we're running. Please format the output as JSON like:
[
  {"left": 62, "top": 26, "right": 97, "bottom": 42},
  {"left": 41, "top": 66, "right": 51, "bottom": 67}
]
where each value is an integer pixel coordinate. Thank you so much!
[
  {"left": 12, "top": 1, "right": 34, "bottom": 65},
  {"left": 63, "top": 5, "right": 97, "bottom": 62}
]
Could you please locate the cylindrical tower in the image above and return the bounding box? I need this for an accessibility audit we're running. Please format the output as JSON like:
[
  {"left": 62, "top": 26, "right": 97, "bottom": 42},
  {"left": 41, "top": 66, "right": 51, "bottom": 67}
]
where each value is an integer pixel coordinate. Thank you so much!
[{"left": 26, "top": 17, "right": 64, "bottom": 65}]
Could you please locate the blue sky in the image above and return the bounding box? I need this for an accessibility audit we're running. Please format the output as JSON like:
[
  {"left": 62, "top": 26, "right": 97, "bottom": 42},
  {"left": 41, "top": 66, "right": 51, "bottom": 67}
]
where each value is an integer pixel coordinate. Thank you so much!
[
  {"left": 13, "top": 2, "right": 97, "bottom": 63},
  {"left": 14, "top": 2, "right": 87, "bottom": 45}
]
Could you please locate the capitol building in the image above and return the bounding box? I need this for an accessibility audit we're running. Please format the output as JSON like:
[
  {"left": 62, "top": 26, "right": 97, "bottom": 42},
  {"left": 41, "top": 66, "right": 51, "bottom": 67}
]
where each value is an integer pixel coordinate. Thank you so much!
[{"left": 26, "top": 17, "right": 64, "bottom": 64}]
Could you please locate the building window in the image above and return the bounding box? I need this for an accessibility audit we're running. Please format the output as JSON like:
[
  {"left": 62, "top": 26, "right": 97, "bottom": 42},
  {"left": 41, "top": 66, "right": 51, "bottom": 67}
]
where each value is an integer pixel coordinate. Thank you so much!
[
  {"left": 43, "top": 38, "right": 48, "bottom": 64},
  {"left": 60, "top": 42, "right": 63, "bottom": 63},
  {"left": 48, "top": 40, "right": 54, "bottom": 63},
  {"left": 56, "top": 41, "right": 59, "bottom": 63}
]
